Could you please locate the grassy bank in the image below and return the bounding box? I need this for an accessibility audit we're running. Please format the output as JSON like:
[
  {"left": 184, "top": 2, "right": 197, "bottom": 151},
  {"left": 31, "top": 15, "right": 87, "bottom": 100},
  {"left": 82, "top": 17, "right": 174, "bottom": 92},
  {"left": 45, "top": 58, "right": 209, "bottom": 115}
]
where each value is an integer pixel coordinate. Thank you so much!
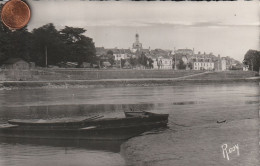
[
  {"left": 0, "top": 73, "right": 259, "bottom": 90},
  {"left": 1, "top": 69, "right": 204, "bottom": 81}
]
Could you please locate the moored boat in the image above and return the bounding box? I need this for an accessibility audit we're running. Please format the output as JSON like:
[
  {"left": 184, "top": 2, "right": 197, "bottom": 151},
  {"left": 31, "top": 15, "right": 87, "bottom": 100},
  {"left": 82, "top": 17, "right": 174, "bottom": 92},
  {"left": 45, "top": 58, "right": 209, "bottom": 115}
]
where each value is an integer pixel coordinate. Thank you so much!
[
  {"left": 0, "top": 112, "right": 169, "bottom": 140},
  {"left": 124, "top": 111, "right": 168, "bottom": 118}
]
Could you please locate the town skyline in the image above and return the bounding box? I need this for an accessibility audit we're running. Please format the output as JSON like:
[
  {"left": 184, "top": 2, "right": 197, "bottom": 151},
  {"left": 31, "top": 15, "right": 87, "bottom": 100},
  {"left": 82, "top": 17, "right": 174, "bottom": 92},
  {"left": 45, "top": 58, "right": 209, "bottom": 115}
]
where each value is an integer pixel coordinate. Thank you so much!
[{"left": 23, "top": 1, "right": 260, "bottom": 61}]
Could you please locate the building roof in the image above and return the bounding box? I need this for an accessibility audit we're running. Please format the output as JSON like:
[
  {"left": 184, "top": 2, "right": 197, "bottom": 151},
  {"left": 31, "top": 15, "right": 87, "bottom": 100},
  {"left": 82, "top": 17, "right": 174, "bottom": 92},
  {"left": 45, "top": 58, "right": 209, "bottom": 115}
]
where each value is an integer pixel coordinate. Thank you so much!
[
  {"left": 141, "top": 49, "right": 150, "bottom": 53},
  {"left": 190, "top": 54, "right": 218, "bottom": 61},
  {"left": 173, "top": 54, "right": 188, "bottom": 60},
  {"left": 113, "top": 49, "right": 132, "bottom": 54},
  {"left": 175, "top": 49, "right": 193, "bottom": 54},
  {"left": 148, "top": 49, "right": 171, "bottom": 59}
]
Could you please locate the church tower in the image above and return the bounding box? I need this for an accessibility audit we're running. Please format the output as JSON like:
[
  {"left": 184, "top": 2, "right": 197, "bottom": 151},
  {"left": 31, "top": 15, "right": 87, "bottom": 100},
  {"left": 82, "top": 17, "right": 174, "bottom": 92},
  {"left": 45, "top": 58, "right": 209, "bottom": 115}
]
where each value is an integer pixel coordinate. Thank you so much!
[
  {"left": 135, "top": 33, "right": 139, "bottom": 43},
  {"left": 132, "top": 33, "right": 142, "bottom": 52}
]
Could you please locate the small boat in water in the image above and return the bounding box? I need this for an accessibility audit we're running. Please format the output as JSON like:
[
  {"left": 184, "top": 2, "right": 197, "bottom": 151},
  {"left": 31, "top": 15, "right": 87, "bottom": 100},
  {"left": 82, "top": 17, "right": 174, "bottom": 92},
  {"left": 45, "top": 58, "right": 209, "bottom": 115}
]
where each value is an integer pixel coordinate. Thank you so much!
[
  {"left": 124, "top": 111, "right": 166, "bottom": 118},
  {"left": 0, "top": 112, "right": 168, "bottom": 140}
]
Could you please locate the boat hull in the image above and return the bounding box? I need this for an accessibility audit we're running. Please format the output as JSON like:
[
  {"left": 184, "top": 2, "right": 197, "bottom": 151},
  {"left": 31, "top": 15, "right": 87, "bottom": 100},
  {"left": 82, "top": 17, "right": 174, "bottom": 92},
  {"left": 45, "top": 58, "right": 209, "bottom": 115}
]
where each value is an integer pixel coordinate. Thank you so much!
[
  {"left": 0, "top": 121, "right": 167, "bottom": 140},
  {"left": 0, "top": 112, "right": 169, "bottom": 140}
]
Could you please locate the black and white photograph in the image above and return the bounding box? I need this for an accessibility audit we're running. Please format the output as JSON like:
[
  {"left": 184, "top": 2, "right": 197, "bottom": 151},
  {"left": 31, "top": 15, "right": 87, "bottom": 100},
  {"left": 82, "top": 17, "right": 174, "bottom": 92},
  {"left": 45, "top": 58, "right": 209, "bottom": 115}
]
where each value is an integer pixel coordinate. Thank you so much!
[{"left": 0, "top": 0, "right": 259, "bottom": 166}]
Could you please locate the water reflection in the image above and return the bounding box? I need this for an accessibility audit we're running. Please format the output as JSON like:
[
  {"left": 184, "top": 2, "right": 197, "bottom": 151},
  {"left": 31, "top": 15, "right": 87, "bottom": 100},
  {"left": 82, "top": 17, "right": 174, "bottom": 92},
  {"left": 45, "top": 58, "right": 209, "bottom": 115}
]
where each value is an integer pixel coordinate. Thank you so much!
[
  {"left": 0, "top": 138, "right": 126, "bottom": 166},
  {"left": 0, "top": 137, "right": 124, "bottom": 153},
  {"left": 0, "top": 103, "right": 156, "bottom": 122},
  {"left": 0, "top": 82, "right": 258, "bottom": 166}
]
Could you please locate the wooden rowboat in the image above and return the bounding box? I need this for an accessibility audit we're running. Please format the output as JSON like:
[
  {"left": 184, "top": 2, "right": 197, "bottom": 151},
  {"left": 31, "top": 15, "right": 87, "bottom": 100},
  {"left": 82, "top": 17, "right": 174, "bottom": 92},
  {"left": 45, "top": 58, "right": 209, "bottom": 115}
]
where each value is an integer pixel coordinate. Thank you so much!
[{"left": 0, "top": 112, "right": 169, "bottom": 140}]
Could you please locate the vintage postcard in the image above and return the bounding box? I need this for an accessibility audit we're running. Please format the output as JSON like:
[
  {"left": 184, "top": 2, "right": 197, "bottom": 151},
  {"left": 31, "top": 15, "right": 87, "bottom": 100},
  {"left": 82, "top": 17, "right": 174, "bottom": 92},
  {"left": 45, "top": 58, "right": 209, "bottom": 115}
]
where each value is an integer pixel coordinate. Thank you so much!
[{"left": 0, "top": 1, "right": 259, "bottom": 166}]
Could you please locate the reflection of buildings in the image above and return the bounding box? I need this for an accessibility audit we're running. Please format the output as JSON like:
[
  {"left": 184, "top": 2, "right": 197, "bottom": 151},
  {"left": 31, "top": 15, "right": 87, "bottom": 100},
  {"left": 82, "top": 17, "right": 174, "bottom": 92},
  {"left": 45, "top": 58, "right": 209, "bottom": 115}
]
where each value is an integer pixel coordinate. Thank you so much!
[{"left": 132, "top": 33, "right": 142, "bottom": 52}]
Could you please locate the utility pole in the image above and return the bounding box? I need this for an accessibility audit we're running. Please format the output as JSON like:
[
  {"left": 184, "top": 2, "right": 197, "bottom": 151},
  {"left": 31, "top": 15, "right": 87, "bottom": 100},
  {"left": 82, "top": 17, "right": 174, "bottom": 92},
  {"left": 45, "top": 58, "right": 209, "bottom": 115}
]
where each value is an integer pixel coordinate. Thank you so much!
[
  {"left": 45, "top": 46, "right": 48, "bottom": 68},
  {"left": 251, "top": 59, "right": 253, "bottom": 71},
  {"left": 174, "top": 47, "right": 177, "bottom": 70},
  {"left": 119, "top": 49, "right": 122, "bottom": 69}
]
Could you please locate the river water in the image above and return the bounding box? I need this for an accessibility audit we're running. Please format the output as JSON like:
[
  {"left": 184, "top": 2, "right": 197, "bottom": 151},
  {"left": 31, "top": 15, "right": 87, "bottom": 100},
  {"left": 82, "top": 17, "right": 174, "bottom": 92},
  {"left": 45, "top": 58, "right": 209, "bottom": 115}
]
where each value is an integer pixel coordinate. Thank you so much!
[{"left": 0, "top": 82, "right": 258, "bottom": 166}]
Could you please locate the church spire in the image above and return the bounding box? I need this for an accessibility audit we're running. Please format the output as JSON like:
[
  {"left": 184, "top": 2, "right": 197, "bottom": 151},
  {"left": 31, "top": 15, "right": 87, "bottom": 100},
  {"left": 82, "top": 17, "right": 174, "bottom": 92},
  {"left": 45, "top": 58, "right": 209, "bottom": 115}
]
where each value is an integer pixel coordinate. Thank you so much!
[{"left": 135, "top": 33, "right": 139, "bottom": 43}]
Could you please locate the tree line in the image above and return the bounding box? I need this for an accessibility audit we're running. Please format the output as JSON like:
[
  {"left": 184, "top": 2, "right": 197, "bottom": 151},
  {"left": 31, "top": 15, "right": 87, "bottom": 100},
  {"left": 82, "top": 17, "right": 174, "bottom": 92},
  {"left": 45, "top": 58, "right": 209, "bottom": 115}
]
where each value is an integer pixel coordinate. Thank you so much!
[
  {"left": 0, "top": 4, "right": 96, "bottom": 67},
  {"left": 243, "top": 49, "right": 260, "bottom": 72}
]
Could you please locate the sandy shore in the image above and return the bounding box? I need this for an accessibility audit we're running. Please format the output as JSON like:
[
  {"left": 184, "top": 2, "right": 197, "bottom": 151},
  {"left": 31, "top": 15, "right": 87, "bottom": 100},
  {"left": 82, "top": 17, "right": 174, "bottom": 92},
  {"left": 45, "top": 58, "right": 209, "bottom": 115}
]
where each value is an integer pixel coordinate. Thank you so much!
[{"left": 121, "top": 118, "right": 259, "bottom": 166}]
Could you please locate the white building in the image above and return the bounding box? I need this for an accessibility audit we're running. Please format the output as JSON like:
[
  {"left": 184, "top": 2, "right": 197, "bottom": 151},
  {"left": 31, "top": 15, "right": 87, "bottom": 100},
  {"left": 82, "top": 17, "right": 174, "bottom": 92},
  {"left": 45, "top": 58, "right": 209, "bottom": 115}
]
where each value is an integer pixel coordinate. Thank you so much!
[
  {"left": 221, "top": 58, "right": 227, "bottom": 71},
  {"left": 193, "top": 61, "right": 214, "bottom": 70},
  {"left": 153, "top": 56, "right": 172, "bottom": 69},
  {"left": 243, "top": 65, "right": 249, "bottom": 71},
  {"left": 113, "top": 53, "right": 130, "bottom": 61}
]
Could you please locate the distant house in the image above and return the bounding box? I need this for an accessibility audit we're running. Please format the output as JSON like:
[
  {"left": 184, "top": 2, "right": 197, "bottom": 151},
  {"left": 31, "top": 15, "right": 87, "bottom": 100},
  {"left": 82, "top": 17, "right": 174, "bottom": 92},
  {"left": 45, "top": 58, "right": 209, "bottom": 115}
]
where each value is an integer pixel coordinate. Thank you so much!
[
  {"left": 114, "top": 53, "right": 129, "bottom": 61},
  {"left": 2, "top": 58, "right": 29, "bottom": 70},
  {"left": 112, "top": 49, "right": 133, "bottom": 61},
  {"left": 243, "top": 65, "right": 249, "bottom": 71},
  {"left": 102, "top": 62, "right": 111, "bottom": 68},
  {"left": 213, "top": 55, "right": 227, "bottom": 71},
  {"left": 189, "top": 52, "right": 216, "bottom": 71},
  {"left": 193, "top": 60, "right": 214, "bottom": 71},
  {"left": 153, "top": 56, "right": 172, "bottom": 69},
  {"left": 80, "top": 62, "right": 91, "bottom": 68}
]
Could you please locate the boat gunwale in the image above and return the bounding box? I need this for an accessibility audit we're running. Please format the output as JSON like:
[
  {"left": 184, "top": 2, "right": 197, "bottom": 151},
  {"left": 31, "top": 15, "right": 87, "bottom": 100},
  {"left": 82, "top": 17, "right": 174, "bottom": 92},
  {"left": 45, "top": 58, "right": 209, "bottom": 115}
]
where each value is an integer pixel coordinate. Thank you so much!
[{"left": 7, "top": 113, "right": 169, "bottom": 126}]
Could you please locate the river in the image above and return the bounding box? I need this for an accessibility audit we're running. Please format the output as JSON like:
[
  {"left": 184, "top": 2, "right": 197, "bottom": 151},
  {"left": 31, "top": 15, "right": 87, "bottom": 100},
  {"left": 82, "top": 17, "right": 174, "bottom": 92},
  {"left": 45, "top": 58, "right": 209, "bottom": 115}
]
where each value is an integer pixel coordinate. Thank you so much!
[{"left": 0, "top": 82, "right": 258, "bottom": 166}]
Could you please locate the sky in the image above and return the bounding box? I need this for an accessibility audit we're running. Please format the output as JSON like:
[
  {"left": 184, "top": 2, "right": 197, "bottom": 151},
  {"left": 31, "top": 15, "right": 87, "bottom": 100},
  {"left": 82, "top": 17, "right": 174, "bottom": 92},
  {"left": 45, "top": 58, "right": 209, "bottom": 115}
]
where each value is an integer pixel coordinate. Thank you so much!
[{"left": 12, "top": 1, "right": 260, "bottom": 61}]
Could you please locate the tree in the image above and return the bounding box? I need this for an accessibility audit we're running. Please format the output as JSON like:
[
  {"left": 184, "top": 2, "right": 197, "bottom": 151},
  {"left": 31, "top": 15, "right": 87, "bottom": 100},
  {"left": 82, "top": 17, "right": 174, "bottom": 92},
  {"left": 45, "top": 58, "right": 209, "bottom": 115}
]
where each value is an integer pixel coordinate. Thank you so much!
[
  {"left": 138, "top": 52, "right": 149, "bottom": 67},
  {"left": 31, "top": 23, "right": 65, "bottom": 66},
  {"left": 0, "top": 5, "right": 97, "bottom": 68},
  {"left": 148, "top": 58, "right": 154, "bottom": 69},
  {"left": 108, "top": 54, "right": 115, "bottom": 66},
  {"left": 107, "top": 50, "right": 113, "bottom": 56},
  {"left": 129, "top": 57, "right": 138, "bottom": 68},
  {"left": 243, "top": 49, "right": 260, "bottom": 72},
  {"left": 121, "top": 59, "right": 126, "bottom": 68},
  {"left": 106, "top": 50, "right": 115, "bottom": 66},
  {"left": 60, "top": 26, "right": 96, "bottom": 66},
  {"left": 177, "top": 59, "right": 186, "bottom": 70},
  {"left": 187, "top": 62, "right": 193, "bottom": 69}
]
